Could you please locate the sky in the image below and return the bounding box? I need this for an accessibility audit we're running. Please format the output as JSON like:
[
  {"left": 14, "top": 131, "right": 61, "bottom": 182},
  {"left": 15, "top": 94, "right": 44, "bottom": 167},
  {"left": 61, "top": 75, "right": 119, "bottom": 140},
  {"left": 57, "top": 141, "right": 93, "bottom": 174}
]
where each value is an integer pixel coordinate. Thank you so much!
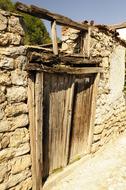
[{"left": 13, "top": 0, "right": 126, "bottom": 36}]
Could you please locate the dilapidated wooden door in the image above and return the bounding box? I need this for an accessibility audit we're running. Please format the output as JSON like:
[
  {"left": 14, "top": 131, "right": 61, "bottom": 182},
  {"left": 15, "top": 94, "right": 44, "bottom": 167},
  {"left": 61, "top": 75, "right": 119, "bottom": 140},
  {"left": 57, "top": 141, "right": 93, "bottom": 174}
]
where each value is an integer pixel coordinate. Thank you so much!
[
  {"left": 42, "top": 73, "right": 95, "bottom": 179},
  {"left": 28, "top": 71, "right": 99, "bottom": 189}
]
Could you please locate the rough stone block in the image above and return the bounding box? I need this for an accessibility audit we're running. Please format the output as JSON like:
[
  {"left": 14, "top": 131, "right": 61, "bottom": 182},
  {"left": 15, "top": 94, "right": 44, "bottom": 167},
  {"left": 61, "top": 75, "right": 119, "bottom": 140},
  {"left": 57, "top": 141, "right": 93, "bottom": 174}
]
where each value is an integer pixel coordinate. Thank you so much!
[
  {"left": 11, "top": 155, "right": 31, "bottom": 174},
  {"left": 0, "top": 120, "right": 11, "bottom": 133},
  {"left": 11, "top": 70, "right": 27, "bottom": 86},
  {"left": 15, "top": 143, "right": 30, "bottom": 157},
  {"left": 0, "top": 56, "right": 14, "bottom": 69},
  {"left": 14, "top": 55, "right": 28, "bottom": 69},
  {"left": 0, "top": 46, "right": 26, "bottom": 57},
  {"left": 7, "top": 86, "right": 27, "bottom": 103},
  {"left": 5, "top": 103, "right": 28, "bottom": 117},
  {"left": 0, "top": 91, "right": 6, "bottom": 104},
  {"left": 0, "top": 13, "right": 7, "bottom": 31},
  {"left": 10, "top": 114, "right": 29, "bottom": 130},
  {"left": 8, "top": 16, "right": 25, "bottom": 36},
  {"left": 0, "top": 72, "right": 11, "bottom": 85},
  {"left": 1, "top": 135, "right": 10, "bottom": 149},
  {"left": 0, "top": 148, "right": 15, "bottom": 163},
  {"left": 0, "top": 33, "right": 9, "bottom": 46},
  {"left": 0, "top": 170, "right": 31, "bottom": 190},
  {"left": 9, "top": 128, "right": 29, "bottom": 147}
]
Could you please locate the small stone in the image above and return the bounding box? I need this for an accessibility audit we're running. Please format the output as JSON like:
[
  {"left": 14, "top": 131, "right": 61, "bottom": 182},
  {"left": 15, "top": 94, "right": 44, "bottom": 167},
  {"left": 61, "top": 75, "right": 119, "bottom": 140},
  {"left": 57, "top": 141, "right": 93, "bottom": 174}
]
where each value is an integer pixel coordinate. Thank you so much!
[
  {"left": 14, "top": 55, "right": 28, "bottom": 69},
  {"left": 0, "top": 72, "right": 11, "bottom": 85},
  {"left": 6, "top": 86, "right": 27, "bottom": 103},
  {"left": 0, "top": 56, "right": 14, "bottom": 69},
  {"left": 15, "top": 143, "right": 30, "bottom": 157},
  {"left": 9, "top": 33, "right": 22, "bottom": 45},
  {"left": 0, "top": 13, "right": 7, "bottom": 31},
  {"left": 9, "top": 128, "right": 29, "bottom": 147},
  {"left": 0, "top": 106, "right": 4, "bottom": 120},
  {"left": 0, "top": 148, "right": 15, "bottom": 163},
  {"left": 11, "top": 155, "right": 31, "bottom": 174},
  {"left": 10, "top": 114, "right": 29, "bottom": 130},
  {"left": 0, "top": 164, "right": 9, "bottom": 183},
  {"left": 0, "top": 120, "right": 10, "bottom": 133},
  {"left": 0, "top": 33, "right": 9, "bottom": 45},
  {"left": 0, "top": 170, "right": 31, "bottom": 190},
  {"left": 0, "top": 46, "right": 26, "bottom": 57},
  {"left": 0, "top": 91, "right": 6, "bottom": 104},
  {"left": 1, "top": 135, "right": 10, "bottom": 149},
  {"left": 8, "top": 16, "right": 25, "bottom": 36},
  {"left": 94, "top": 124, "right": 104, "bottom": 134},
  {"left": 5, "top": 103, "right": 28, "bottom": 117},
  {"left": 11, "top": 70, "right": 27, "bottom": 86}
]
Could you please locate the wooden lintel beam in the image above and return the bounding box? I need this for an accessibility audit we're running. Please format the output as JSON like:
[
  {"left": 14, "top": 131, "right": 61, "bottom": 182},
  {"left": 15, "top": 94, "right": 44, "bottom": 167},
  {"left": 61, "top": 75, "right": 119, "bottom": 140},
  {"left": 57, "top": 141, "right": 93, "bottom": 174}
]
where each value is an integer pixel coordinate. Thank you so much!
[
  {"left": 28, "top": 51, "right": 102, "bottom": 65},
  {"left": 16, "top": 2, "right": 89, "bottom": 31},
  {"left": 25, "top": 63, "right": 103, "bottom": 74}
]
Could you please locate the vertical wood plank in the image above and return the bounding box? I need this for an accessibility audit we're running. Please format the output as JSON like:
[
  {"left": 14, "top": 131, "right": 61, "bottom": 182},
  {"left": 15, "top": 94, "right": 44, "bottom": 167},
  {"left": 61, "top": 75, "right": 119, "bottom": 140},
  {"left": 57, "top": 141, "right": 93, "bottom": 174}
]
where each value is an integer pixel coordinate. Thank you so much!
[
  {"left": 35, "top": 72, "right": 43, "bottom": 189},
  {"left": 87, "top": 73, "right": 100, "bottom": 153},
  {"left": 28, "top": 73, "right": 37, "bottom": 190},
  {"left": 62, "top": 77, "right": 75, "bottom": 166},
  {"left": 51, "top": 20, "right": 58, "bottom": 55}
]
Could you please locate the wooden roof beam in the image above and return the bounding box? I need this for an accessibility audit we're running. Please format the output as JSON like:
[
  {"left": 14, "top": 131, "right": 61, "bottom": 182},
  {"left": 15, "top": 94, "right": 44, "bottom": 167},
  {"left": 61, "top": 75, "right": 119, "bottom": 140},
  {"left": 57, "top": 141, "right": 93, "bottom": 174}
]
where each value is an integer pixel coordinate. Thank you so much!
[
  {"left": 108, "top": 22, "right": 126, "bottom": 30},
  {"left": 16, "top": 2, "right": 89, "bottom": 31}
]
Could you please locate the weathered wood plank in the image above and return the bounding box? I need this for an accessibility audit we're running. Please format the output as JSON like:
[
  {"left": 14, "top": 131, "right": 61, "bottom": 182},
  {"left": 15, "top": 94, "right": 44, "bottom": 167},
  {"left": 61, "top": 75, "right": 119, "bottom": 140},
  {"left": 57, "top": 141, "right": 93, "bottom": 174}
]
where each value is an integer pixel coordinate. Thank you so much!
[
  {"left": 35, "top": 72, "right": 43, "bottom": 189},
  {"left": 69, "top": 75, "right": 95, "bottom": 162},
  {"left": 107, "top": 22, "right": 126, "bottom": 30},
  {"left": 16, "top": 2, "right": 89, "bottom": 31},
  {"left": 25, "top": 63, "right": 103, "bottom": 74},
  {"left": 87, "top": 73, "right": 100, "bottom": 153},
  {"left": 51, "top": 20, "right": 58, "bottom": 55}
]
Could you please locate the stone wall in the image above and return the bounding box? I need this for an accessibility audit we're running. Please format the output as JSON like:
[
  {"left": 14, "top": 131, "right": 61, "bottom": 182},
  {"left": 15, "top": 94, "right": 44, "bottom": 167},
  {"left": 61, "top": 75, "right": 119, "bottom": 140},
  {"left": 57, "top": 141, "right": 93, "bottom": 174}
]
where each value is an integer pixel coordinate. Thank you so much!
[
  {"left": 62, "top": 26, "right": 126, "bottom": 153},
  {"left": 0, "top": 10, "right": 32, "bottom": 189}
]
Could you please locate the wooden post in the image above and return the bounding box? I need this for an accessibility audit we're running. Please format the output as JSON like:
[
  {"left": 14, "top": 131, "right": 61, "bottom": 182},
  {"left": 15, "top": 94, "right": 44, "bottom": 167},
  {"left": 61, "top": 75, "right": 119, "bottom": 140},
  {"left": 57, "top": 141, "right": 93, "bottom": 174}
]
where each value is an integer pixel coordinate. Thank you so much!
[
  {"left": 28, "top": 73, "right": 37, "bottom": 190},
  {"left": 28, "top": 72, "right": 43, "bottom": 190},
  {"left": 35, "top": 72, "right": 43, "bottom": 190},
  {"left": 51, "top": 20, "right": 58, "bottom": 55}
]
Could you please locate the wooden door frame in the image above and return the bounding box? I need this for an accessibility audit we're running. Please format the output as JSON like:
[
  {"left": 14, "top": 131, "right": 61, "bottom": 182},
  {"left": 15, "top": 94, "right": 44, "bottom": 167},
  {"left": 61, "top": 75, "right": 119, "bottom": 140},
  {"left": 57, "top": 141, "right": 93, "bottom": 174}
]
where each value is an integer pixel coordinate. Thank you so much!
[{"left": 28, "top": 71, "right": 100, "bottom": 190}]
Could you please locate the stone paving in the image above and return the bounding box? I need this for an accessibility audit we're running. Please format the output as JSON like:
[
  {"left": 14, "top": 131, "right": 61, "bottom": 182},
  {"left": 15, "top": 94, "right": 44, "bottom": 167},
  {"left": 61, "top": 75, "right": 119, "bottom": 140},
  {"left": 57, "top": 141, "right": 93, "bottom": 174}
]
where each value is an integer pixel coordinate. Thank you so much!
[{"left": 52, "top": 132, "right": 126, "bottom": 190}]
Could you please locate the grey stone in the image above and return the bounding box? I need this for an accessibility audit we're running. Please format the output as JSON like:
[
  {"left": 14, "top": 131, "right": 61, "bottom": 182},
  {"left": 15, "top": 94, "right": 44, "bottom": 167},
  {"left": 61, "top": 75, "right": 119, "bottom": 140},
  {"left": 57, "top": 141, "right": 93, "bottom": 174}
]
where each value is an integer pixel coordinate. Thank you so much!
[
  {"left": 0, "top": 56, "right": 14, "bottom": 69},
  {"left": 8, "top": 16, "right": 25, "bottom": 36},
  {"left": 14, "top": 55, "right": 28, "bottom": 69}
]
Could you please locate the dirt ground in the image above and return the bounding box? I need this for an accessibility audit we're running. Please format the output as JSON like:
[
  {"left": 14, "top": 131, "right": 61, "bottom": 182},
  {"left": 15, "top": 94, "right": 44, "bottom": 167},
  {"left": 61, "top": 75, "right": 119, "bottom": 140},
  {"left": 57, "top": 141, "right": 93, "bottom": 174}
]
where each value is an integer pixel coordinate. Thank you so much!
[{"left": 51, "top": 132, "right": 126, "bottom": 190}]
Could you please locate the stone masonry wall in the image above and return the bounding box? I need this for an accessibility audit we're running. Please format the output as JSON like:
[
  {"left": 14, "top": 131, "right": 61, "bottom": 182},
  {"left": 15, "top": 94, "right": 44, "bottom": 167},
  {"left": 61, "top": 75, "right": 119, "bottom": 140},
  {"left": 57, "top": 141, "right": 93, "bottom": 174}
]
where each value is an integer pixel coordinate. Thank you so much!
[
  {"left": 62, "top": 26, "right": 126, "bottom": 153},
  {"left": 0, "top": 10, "right": 32, "bottom": 189}
]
